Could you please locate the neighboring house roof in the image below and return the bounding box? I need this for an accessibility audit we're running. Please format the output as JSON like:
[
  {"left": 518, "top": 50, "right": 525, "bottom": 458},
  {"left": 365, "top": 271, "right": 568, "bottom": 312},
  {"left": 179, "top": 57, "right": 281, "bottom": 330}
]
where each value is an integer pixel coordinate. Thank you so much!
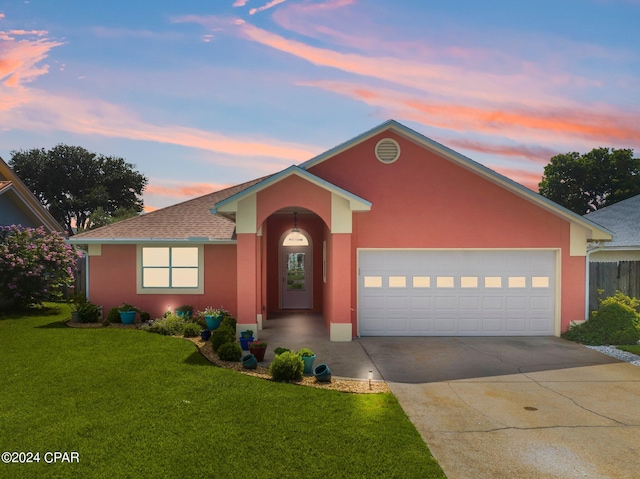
[
  {"left": 69, "top": 176, "right": 268, "bottom": 244},
  {"left": 583, "top": 194, "right": 640, "bottom": 249},
  {"left": 0, "top": 157, "right": 65, "bottom": 233}
]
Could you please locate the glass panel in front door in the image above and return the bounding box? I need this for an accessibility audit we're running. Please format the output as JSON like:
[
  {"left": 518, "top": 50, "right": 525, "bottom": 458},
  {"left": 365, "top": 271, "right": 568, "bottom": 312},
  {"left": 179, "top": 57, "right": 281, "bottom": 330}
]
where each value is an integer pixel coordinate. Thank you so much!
[{"left": 287, "top": 253, "right": 305, "bottom": 290}]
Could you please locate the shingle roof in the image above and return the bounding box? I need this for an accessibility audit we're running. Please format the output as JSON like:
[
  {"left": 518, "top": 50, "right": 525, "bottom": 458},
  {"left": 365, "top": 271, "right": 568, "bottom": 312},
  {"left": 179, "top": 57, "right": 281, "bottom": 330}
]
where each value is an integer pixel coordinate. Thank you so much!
[
  {"left": 70, "top": 176, "right": 268, "bottom": 242},
  {"left": 584, "top": 195, "right": 640, "bottom": 248}
]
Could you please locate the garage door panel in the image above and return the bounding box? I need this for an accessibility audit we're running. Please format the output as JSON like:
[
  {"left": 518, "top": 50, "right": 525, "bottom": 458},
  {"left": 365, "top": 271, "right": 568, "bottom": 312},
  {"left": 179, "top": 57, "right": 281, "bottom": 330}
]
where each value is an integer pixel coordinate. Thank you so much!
[{"left": 359, "top": 250, "right": 556, "bottom": 337}]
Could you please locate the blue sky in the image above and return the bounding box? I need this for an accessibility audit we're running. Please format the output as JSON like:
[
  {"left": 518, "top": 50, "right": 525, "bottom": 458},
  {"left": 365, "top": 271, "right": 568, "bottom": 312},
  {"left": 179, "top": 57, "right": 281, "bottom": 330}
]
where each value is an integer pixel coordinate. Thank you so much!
[{"left": 1, "top": 0, "right": 638, "bottom": 210}]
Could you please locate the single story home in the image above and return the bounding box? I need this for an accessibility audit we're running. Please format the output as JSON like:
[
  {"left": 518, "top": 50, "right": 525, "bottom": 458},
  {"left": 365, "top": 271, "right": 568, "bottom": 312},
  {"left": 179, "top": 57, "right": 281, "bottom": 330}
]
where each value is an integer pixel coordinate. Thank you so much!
[
  {"left": 69, "top": 120, "right": 612, "bottom": 341},
  {"left": 0, "top": 157, "right": 64, "bottom": 233}
]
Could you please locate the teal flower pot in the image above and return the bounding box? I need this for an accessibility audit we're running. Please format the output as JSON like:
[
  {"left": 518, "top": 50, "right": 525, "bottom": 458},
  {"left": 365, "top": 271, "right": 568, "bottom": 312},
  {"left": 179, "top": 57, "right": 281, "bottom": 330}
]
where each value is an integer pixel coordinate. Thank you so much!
[
  {"left": 204, "top": 315, "right": 221, "bottom": 330},
  {"left": 242, "top": 354, "right": 258, "bottom": 369},
  {"left": 119, "top": 311, "right": 136, "bottom": 325},
  {"left": 302, "top": 355, "right": 316, "bottom": 375},
  {"left": 176, "top": 310, "right": 192, "bottom": 319},
  {"left": 313, "top": 364, "right": 331, "bottom": 383}
]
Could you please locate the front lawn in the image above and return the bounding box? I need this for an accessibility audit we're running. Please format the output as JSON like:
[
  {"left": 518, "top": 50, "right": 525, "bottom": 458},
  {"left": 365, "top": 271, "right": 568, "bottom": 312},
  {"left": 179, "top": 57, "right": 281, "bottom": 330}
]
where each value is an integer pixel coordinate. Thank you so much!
[
  {"left": 618, "top": 345, "right": 640, "bottom": 355},
  {"left": 0, "top": 304, "right": 445, "bottom": 479}
]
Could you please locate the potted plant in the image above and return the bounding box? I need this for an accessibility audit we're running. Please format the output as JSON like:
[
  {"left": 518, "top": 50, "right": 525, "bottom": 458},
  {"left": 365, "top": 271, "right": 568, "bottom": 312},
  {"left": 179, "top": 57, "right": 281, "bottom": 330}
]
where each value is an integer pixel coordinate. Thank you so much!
[
  {"left": 77, "top": 300, "right": 102, "bottom": 323},
  {"left": 239, "top": 330, "right": 254, "bottom": 351},
  {"left": 249, "top": 340, "right": 268, "bottom": 361},
  {"left": 297, "top": 348, "right": 316, "bottom": 375},
  {"left": 118, "top": 303, "right": 138, "bottom": 325},
  {"left": 175, "top": 304, "right": 194, "bottom": 319},
  {"left": 242, "top": 353, "right": 258, "bottom": 369},
  {"left": 199, "top": 306, "right": 225, "bottom": 330}
]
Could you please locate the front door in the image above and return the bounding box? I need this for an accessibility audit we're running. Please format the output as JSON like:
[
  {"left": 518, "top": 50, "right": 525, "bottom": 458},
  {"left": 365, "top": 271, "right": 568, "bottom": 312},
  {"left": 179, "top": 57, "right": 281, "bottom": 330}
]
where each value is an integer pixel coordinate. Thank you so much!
[{"left": 280, "top": 235, "right": 312, "bottom": 309}]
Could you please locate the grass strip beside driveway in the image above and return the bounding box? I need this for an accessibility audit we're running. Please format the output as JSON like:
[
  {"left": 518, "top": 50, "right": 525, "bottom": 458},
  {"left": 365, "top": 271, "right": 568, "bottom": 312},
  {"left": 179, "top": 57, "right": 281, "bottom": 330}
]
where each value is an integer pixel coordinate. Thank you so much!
[{"left": 0, "top": 304, "right": 445, "bottom": 479}]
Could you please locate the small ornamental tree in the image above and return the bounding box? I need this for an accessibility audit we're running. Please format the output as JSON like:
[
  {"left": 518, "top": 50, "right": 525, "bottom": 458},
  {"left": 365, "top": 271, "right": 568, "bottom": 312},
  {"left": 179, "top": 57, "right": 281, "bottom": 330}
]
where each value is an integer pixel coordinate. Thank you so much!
[{"left": 0, "top": 225, "right": 79, "bottom": 307}]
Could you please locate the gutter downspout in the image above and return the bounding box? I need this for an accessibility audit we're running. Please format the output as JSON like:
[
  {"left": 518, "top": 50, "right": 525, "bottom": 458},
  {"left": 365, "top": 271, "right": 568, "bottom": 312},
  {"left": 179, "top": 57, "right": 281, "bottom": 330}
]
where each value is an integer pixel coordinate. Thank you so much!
[{"left": 585, "top": 242, "right": 605, "bottom": 320}]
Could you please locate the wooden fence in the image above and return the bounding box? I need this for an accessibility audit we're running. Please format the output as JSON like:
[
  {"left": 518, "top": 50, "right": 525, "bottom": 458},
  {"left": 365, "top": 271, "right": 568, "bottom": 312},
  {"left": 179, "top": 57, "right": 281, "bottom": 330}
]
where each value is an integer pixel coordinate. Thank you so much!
[{"left": 589, "top": 261, "right": 640, "bottom": 312}]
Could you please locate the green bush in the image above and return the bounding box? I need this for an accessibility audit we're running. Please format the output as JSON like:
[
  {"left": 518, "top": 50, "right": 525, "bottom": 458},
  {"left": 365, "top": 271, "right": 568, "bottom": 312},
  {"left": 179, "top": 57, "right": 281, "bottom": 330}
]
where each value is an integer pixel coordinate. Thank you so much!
[
  {"left": 273, "top": 347, "right": 290, "bottom": 356},
  {"left": 140, "top": 314, "right": 200, "bottom": 337},
  {"left": 210, "top": 325, "right": 236, "bottom": 353},
  {"left": 563, "top": 297, "right": 640, "bottom": 345},
  {"left": 220, "top": 315, "right": 237, "bottom": 330},
  {"left": 269, "top": 351, "right": 304, "bottom": 382},
  {"left": 217, "top": 342, "right": 242, "bottom": 362},
  {"left": 182, "top": 322, "right": 202, "bottom": 338},
  {"left": 78, "top": 301, "right": 102, "bottom": 323},
  {"left": 104, "top": 307, "right": 121, "bottom": 326}
]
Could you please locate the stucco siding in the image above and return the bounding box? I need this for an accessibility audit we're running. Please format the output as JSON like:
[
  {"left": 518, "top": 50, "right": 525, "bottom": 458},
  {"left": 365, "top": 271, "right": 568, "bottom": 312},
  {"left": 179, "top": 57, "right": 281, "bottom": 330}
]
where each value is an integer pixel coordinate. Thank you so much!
[{"left": 88, "top": 243, "right": 238, "bottom": 320}]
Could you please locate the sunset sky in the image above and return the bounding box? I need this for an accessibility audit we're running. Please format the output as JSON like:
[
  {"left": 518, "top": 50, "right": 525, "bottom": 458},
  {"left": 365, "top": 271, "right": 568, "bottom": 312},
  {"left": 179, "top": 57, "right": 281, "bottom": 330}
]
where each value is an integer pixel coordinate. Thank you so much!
[{"left": 1, "top": 0, "right": 638, "bottom": 211}]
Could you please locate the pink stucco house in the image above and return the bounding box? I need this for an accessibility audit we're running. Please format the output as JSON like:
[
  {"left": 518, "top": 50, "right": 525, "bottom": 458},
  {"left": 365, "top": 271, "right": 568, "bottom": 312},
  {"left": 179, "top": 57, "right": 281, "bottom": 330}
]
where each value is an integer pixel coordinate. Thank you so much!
[{"left": 69, "top": 120, "right": 612, "bottom": 341}]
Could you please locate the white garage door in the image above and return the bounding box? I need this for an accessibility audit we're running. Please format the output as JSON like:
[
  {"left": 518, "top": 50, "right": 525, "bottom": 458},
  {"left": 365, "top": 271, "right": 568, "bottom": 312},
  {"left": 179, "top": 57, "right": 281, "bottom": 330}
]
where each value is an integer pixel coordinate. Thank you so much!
[{"left": 358, "top": 250, "right": 556, "bottom": 336}]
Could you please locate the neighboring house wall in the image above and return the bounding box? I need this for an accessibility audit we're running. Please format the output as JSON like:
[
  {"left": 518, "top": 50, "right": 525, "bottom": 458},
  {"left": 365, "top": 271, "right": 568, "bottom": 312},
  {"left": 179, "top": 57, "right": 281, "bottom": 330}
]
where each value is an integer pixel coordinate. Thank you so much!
[
  {"left": 307, "top": 131, "right": 587, "bottom": 332},
  {"left": 0, "top": 194, "right": 42, "bottom": 228},
  {"left": 589, "top": 250, "right": 640, "bottom": 262},
  {"left": 88, "top": 243, "right": 238, "bottom": 319}
]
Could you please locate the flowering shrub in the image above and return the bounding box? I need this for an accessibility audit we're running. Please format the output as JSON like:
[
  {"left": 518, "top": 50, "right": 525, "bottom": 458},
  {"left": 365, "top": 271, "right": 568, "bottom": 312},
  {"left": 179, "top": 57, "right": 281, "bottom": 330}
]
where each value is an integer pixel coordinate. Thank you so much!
[{"left": 0, "top": 225, "right": 78, "bottom": 307}]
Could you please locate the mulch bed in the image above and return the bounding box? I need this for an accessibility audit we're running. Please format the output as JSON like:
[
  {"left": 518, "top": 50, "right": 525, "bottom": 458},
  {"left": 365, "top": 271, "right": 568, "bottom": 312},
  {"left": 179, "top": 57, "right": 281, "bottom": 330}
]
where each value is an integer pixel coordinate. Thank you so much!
[{"left": 66, "top": 320, "right": 390, "bottom": 394}]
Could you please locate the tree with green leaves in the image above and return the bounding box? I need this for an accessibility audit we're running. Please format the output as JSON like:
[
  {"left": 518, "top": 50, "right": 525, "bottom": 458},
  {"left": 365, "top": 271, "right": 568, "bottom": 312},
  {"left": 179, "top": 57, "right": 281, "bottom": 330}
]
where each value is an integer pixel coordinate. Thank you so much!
[
  {"left": 10, "top": 144, "right": 148, "bottom": 235},
  {"left": 538, "top": 147, "right": 640, "bottom": 214}
]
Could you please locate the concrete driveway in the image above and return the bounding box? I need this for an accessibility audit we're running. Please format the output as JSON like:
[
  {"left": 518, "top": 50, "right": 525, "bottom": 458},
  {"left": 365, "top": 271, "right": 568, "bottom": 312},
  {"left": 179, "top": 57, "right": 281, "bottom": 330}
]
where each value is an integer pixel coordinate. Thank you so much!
[
  {"left": 361, "top": 337, "right": 640, "bottom": 479},
  {"left": 261, "top": 317, "right": 640, "bottom": 477}
]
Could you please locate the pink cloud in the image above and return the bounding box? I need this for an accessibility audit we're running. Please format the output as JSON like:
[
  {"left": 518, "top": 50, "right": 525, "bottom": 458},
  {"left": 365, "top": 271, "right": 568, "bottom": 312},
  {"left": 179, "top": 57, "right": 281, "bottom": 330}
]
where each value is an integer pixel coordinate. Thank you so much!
[
  {"left": 446, "top": 139, "right": 559, "bottom": 165},
  {"left": 233, "top": 0, "right": 249, "bottom": 6},
  {"left": 1, "top": 89, "right": 319, "bottom": 171},
  {"left": 489, "top": 166, "right": 543, "bottom": 191},
  {"left": 0, "top": 27, "right": 63, "bottom": 89},
  {"left": 301, "top": 80, "right": 640, "bottom": 148},
  {"left": 249, "top": 0, "right": 287, "bottom": 15},
  {"left": 145, "top": 181, "right": 231, "bottom": 198}
]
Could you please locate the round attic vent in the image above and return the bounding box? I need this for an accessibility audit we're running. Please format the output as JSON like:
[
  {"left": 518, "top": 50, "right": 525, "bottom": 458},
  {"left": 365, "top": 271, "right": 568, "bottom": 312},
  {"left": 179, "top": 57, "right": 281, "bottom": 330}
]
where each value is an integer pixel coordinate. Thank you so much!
[{"left": 375, "top": 138, "right": 400, "bottom": 164}]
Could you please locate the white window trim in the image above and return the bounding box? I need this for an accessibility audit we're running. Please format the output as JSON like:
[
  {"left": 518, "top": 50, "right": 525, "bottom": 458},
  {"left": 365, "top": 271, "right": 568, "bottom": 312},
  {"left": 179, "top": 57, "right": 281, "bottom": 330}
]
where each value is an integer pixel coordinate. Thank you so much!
[{"left": 136, "top": 244, "right": 205, "bottom": 295}]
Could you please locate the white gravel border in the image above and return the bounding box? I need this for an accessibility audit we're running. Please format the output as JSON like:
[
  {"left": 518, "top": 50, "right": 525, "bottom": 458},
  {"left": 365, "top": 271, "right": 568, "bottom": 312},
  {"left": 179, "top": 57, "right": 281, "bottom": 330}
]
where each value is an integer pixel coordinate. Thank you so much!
[{"left": 586, "top": 345, "right": 640, "bottom": 366}]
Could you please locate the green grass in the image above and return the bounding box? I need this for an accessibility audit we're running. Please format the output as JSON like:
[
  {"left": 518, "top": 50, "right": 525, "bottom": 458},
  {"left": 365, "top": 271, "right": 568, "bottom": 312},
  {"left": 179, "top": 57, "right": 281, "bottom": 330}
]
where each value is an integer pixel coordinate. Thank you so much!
[
  {"left": 0, "top": 304, "right": 445, "bottom": 479},
  {"left": 617, "top": 345, "right": 640, "bottom": 355}
]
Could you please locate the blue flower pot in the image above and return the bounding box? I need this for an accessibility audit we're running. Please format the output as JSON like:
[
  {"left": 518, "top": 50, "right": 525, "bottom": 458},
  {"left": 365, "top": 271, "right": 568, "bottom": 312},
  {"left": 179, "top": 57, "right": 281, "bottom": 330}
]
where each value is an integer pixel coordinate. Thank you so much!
[
  {"left": 242, "top": 354, "right": 258, "bottom": 370},
  {"left": 239, "top": 337, "right": 253, "bottom": 351},
  {"left": 313, "top": 364, "right": 331, "bottom": 383},
  {"left": 302, "top": 355, "right": 316, "bottom": 375},
  {"left": 201, "top": 329, "right": 212, "bottom": 341},
  {"left": 204, "top": 315, "right": 221, "bottom": 330},
  {"left": 119, "top": 311, "right": 136, "bottom": 325}
]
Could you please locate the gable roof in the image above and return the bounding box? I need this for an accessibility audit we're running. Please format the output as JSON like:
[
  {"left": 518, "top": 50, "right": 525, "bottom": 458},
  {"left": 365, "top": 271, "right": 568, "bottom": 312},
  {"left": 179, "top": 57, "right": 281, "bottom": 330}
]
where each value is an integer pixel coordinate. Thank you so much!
[
  {"left": 301, "top": 119, "right": 612, "bottom": 241},
  {"left": 69, "top": 176, "right": 268, "bottom": 244},
  {"left": 584, "top": 195, "right": 640, "bottom": 248},
  {"left": 0, "top": 157, "right": 64, "bottom": 233},
  {"left": 212, "top": 165, "right": 372, "bottom": 218}
]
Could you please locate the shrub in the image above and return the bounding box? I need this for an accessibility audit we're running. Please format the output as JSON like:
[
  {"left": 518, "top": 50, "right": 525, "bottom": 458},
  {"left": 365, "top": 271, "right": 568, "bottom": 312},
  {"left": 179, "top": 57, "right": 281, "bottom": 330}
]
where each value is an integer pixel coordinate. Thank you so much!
[
  {"left": 182, "top": 322, "right": 201, "bottom": 338},
  {"left": 0, "top": 225, "right": 78, "bottom": 307},
  {"left": 78, "top": 300, "right": 102, "bottom": 323},
  {"left": 221, "top": 315, "right": 237, "bottom": 330},
  {"left": 217, "top": 342, "right": 242, "bottom": 361},
  {"left": 140, "top": 311, "right": 151, "bottom": 322},
  {"left": 269, "top": 351, "right": 304, "bottom": 382},
  {"left": 274, "top": 347, "right": 290, "bottom": 356},
  {"left": 563, "top": 298, "right": 640, "bottom": 345},
  {"left": 104, "top": 307, "right": 121, "bottom": 325},
  {"left": 210, "top": 325, "right": 236, "bottom": 353}
]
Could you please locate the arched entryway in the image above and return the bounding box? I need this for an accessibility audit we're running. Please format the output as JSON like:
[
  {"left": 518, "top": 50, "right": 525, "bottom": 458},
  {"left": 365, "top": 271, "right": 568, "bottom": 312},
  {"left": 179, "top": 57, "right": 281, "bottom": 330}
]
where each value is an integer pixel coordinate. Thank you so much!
[{"left": 279, "top": 227, "right": 313, "bottom": 309}]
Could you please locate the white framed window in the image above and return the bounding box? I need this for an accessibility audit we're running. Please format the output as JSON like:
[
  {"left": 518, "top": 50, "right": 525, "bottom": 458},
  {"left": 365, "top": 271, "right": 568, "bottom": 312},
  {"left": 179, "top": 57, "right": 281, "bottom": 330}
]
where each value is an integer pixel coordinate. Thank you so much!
[{"left": 137, "top": 245, "right": 204, "bottom": 294}]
